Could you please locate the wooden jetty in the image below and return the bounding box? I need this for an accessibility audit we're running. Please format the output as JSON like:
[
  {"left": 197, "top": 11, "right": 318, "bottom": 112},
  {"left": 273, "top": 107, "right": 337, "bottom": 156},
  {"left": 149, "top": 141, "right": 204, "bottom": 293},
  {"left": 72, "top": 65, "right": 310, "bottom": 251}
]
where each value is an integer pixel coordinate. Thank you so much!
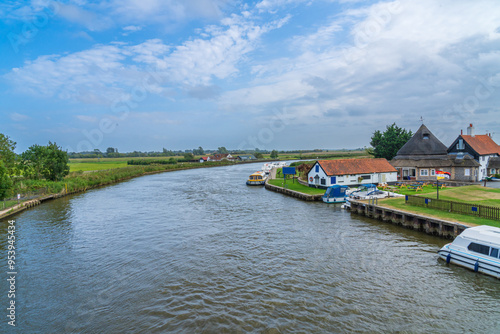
[{"left": 349, "top": 199, "right": 469, "bottom": 239}]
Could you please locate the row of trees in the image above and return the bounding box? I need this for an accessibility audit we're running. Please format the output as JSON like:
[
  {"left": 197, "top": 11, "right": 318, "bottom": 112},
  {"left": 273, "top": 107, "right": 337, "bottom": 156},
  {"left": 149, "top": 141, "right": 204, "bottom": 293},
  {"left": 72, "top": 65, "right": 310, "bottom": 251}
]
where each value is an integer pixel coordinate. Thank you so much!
[{"left": 0, "top": 134, "right": 70, "bottom": 201}]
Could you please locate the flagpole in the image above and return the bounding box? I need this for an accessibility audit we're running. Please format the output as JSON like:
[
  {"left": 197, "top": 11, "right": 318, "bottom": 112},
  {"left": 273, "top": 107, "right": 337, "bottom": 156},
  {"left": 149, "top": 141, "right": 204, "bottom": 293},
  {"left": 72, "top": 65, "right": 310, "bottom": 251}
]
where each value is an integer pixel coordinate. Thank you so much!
[{"left": 437, "top": 177, "right": 439, "bottom": 200}]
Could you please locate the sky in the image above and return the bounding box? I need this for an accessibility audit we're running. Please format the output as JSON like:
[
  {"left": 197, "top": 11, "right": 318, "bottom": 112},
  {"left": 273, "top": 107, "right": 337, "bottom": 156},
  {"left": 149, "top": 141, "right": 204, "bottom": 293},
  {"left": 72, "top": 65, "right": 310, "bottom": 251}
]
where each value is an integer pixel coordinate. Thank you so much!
[{"left": 1, "top": 0, "right": 499, "bottom": 153}]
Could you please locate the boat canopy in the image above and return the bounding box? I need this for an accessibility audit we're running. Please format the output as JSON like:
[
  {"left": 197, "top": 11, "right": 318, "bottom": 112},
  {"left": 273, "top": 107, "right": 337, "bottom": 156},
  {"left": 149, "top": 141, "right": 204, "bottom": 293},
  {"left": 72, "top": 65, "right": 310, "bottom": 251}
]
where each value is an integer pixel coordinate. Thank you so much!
[{"left": 323, "top": 185, "right": 349, "bottom": 197}]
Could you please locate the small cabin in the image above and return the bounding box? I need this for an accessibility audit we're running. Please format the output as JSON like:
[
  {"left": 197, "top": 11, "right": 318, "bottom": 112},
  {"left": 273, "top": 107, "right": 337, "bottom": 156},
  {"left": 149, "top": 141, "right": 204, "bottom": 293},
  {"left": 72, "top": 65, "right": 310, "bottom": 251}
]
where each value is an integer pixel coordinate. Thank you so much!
[{"left": 307, "top": 158, "right": 397, "bottom": 188}]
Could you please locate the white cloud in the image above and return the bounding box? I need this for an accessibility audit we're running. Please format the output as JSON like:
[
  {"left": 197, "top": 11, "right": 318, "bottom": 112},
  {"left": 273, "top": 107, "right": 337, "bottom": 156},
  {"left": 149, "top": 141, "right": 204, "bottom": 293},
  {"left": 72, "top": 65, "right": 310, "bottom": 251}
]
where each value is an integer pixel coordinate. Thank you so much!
[
  {"left": 4, "top": 11, "right": 288, "bottom": 101},
  {"left": 10, "top": 112, "right": 30, "bottom": 121},
  {"left": 219, "top": 0, "right": 500, "bottom": 135},
  {"left": 122, "top": 25, "right": 142, "bottom": 36},
  {"left": 75, "top": 115, "right": 98, "bottom": 123}
]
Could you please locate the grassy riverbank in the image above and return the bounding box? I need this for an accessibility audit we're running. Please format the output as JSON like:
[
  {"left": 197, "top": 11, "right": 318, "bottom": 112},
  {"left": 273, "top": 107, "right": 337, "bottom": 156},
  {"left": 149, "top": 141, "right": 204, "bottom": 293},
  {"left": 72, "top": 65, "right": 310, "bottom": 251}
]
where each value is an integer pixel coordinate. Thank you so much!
[
  {"left": 377, "top": 186, "right": 500, "bottom": 227},
  {"left": 267, "top": 179, "right": 325, "bottom": 195},
  {"left": 2, "top": 161, "right": 234, "bottom": 214}
]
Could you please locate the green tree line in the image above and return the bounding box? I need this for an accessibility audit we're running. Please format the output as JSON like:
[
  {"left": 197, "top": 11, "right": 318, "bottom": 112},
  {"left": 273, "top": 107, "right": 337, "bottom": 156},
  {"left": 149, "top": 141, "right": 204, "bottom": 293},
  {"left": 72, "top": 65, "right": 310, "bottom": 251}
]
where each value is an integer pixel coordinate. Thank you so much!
[{"left": 0, "top": 133, "right": 69, "bottom": 201}]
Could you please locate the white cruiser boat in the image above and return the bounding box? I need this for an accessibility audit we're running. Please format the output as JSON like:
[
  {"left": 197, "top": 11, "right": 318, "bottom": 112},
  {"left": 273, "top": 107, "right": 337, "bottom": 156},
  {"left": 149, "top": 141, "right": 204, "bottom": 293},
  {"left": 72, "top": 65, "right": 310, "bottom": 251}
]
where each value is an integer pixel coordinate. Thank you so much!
[{"left": 438, "top": 225, "right": 500, "bottom": 279}]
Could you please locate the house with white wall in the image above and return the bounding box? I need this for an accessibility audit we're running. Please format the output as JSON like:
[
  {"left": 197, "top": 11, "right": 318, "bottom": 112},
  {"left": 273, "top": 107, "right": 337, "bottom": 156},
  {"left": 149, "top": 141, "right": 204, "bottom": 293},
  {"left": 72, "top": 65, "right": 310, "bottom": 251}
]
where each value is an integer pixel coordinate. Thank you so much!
[
  {"left": 447, "top": 124, "right": 500, "bottom": 181},
  {"left": 307, "top": 158, "right": 397, "bottom": 188}
]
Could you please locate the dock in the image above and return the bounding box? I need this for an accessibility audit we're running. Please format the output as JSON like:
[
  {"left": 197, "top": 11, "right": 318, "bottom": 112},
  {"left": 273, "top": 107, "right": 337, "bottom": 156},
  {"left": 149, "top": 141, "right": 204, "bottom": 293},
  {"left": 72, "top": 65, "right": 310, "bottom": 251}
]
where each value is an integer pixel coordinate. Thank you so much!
[{"left": 349, "top": 199, "right": 470, "bottom": 239}]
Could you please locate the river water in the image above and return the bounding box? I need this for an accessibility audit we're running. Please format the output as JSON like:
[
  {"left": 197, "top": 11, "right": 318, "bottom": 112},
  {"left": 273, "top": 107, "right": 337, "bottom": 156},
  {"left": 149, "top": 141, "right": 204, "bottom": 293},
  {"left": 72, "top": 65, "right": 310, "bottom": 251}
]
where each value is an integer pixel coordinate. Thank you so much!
[{"left": 1, "top": 163, "right": 500, "bottom": 333}]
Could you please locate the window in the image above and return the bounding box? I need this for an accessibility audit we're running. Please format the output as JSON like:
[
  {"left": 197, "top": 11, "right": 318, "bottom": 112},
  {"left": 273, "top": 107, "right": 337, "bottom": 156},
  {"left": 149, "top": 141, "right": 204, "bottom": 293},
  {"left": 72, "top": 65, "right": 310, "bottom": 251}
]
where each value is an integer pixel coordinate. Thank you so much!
[
  {"left": 423, "top": 133, "right": 430, "bottom": 139},
  {"left": 315, "top": 165, "right": 319, "bottom": 173},
  {"left": 468, "top": 242, "right": 490, "bottom": 255},
  {"left": 465, "top": 169, "right": 470, "bottom": 176},
  {"left": 360, "top": 175, "right": 371, "bottom": 180},
  {"left": 420, "top": 169, "right": 429, "bottom": 176},
  {"left": 321, "top": 178, "right": 326, "bottom": 185},
  {"left": 490, "top": 248, "right": 499, "bottom": 258},
  {"left": 481, "top": 156, "right": 485, "bottom": 161},
  {"left": 430, "top": 169, "right": 436, "bottom": 176},
  {"left": 457, "top": 139, "right": 464, "bottom": 150}
]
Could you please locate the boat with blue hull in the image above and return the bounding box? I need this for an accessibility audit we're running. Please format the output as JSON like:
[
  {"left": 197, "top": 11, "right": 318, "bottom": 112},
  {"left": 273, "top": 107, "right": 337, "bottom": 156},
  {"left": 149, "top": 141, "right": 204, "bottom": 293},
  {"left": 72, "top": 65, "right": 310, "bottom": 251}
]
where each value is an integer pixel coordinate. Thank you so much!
[
  {"left": 438, "top": 225, "right": 500, "bottom": 279},
  {"left": 322, "top": 185, "right": 349, "bottom": 203}
]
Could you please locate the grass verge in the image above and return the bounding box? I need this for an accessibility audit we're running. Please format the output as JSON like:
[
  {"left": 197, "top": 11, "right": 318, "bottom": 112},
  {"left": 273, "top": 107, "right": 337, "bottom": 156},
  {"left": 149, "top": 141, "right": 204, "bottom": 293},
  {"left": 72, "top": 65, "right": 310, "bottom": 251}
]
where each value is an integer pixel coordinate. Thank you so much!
[
  {"left": 267, "top": 179, "right": 325, "bottom": 195},
  {"left": 378, "top": 197, "right": 500, "bottom": 228}
]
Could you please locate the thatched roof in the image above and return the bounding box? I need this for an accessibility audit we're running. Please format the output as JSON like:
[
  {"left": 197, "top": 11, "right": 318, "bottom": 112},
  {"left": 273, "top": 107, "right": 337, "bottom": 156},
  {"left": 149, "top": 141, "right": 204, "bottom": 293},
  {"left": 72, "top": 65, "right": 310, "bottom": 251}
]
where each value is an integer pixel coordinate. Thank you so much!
[{"left": 394, "top": 124, "right": 448, "bottom": 158}]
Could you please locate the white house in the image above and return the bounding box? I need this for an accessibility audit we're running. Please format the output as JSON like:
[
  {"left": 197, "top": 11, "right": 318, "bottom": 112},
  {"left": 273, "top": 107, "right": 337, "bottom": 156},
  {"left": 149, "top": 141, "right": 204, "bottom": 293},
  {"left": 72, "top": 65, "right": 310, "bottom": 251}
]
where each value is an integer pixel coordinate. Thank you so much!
[
  {"left": 447, "top": 124, "right": 500, "bottom": 181},
  {"left": 307, "top": 158, "right": 398, "bottom": 188}
]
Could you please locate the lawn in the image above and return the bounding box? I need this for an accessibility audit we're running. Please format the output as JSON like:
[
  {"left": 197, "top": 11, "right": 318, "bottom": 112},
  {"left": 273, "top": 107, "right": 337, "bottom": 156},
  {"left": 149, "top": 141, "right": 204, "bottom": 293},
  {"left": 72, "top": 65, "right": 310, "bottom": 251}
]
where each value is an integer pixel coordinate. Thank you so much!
[
  {"left": 377, "top": 185, "right": 500, "bottom": 228},
  {"left": 417, "top": 185, "right": 500, "bottom": 208},
  {"left": 267, "top": 179, "right": 325, "bottom": 195},
  {"left": 378, "top": 197, "right": 500, "bottom": 228}
]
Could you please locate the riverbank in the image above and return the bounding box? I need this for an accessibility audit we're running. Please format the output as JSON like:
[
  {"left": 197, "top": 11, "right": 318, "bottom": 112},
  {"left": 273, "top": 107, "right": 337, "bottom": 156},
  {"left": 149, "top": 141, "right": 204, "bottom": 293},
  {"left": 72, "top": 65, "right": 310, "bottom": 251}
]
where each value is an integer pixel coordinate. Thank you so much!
[
  {"left": 1, "top": 161, "right": 236, "bottom": 220},
  {"left": 263, "top": 176, "right": 500, "bottom": 236}
]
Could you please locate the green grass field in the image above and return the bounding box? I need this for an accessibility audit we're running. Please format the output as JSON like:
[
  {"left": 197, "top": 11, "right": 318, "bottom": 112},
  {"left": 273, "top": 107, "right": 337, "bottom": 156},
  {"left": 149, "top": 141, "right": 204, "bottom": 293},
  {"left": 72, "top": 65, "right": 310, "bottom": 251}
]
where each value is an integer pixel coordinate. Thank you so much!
[
  {"left": 378, "top": 185, "right": 500, "bottom": 227},
  {"left": 268, "top": 179, "right": 325, "bottom": 195},
  {"left": 69, "top": 156, "right": 185, "bottom": 172}
]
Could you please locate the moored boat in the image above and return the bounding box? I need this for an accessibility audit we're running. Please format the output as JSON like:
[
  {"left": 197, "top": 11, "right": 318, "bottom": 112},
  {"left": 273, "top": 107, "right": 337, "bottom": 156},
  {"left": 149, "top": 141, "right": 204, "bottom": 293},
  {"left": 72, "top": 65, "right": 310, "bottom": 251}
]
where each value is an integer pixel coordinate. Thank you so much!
[
  {"left": 438, "top": 225, "right": 500, "bottom": 279},
  {"left": 246, "top": 171, "right": 267, "bottom": 186},
  {"left": 322, "top": 185, "right": 349, "bottom": 203}
]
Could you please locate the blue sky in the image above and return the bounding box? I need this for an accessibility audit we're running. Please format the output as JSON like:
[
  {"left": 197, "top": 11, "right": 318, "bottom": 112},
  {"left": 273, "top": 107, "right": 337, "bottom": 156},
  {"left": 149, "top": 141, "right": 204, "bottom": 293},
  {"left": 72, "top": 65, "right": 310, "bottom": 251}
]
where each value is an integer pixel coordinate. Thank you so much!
[{"left": 1, "top": 0, "right": 499, "bottom": 153}]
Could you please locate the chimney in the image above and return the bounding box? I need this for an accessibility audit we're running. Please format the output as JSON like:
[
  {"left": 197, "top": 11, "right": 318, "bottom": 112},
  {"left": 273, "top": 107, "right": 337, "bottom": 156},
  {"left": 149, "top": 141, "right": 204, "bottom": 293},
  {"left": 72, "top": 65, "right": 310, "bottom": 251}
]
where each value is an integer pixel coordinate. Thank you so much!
[
  {"left": 467, "top": 124, "right": 475, "bottom": 137},
  {"left": 461, "top": 129, "right": 463, "bottom": 135}
]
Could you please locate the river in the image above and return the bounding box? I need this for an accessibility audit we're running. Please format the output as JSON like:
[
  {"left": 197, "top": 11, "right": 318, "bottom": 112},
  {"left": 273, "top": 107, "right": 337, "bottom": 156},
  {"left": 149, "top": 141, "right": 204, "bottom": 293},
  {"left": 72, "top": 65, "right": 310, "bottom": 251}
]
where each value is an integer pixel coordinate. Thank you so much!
[{"left": 1, "top": 162, "right": 500, "bottom": 333}]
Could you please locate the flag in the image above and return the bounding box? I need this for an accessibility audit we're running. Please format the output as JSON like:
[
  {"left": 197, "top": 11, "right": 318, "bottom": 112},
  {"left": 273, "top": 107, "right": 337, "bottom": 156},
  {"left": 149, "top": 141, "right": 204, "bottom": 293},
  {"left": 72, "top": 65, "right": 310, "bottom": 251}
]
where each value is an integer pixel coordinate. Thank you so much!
[{"left": 436, "top": 170, "right": 450, "bottom": 180}]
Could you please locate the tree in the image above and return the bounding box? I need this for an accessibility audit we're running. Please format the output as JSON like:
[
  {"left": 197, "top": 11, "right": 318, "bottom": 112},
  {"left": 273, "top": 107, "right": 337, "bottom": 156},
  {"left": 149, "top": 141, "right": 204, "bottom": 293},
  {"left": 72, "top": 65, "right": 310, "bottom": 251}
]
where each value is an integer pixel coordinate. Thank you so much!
[
  {"left": 218, "top": 147, "right": 228, "bottom": 154},
  {"left": 270, "top": 150, "right": 279, "bottom": 158},
  {"left": 0, "top": 161, "right": 12, "bottom": 201},
  {"left": 193, "top": 146, "right": 204, "bottom": 155},
  {"left": 255, "top": 152, "right": 264, "bottom": 159},
  {"left": 183, "top": 152, "right": 195, "bottom": 160},
  {"left": 20, "top": 142, "right": 70, "bottom": 181},
  {"left": 0, "top": 133, "right": 16, "bottom": 175},
  {"left": 369, "top": 123, "right": 413, "bottom": 160},
  {"left": 20, "top": 144, "right": 45, "bottom": 180},
  {"left": 106, "top": 147, "right": 115, "bottom": 154},
  {"left": 42, "top": 142, "right": 70, "bottom": 181}
]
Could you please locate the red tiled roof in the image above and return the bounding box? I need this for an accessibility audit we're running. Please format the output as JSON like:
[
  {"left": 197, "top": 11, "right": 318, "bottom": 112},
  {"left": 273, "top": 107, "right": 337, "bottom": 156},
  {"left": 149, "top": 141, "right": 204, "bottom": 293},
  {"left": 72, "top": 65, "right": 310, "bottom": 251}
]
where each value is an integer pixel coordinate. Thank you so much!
[
  {"left": 461, "top": 135, "right": 500, "bottom": 155},
  {"left": 315, "top": 158, "right": 397, "bottom": 176}
]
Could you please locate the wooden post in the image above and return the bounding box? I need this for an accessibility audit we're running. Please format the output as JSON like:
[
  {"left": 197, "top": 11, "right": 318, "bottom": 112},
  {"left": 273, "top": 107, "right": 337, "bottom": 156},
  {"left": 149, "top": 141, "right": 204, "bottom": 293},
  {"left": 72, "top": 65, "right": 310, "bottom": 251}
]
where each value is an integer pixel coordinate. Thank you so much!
[{"left": 437, "top": 178, "right": 439, "bottom": 200}]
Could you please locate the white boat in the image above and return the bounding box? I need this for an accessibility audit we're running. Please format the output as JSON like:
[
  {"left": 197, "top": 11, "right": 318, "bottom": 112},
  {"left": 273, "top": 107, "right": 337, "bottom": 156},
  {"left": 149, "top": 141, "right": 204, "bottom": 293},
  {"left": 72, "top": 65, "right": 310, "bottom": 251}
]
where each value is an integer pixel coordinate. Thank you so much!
[
  {"left": 345, "top": 184, "right": 402, "bottom": 200},
  {"left": 438, "top": 225, "right": 500, "bottom": 279},
  {"left": 246, "top": 171, "right": 267, "bottom": 186},
  {"left": 262, "top": 161, "right": 289, "bottom": 175}
]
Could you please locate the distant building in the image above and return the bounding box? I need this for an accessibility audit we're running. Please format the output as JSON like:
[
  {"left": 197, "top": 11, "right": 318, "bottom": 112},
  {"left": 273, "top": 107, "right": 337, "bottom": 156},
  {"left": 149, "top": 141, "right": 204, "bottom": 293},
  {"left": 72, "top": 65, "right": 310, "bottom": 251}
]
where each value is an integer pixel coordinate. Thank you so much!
[
  {"left": 210, "top": 154, "right": 234, "bottom": 161},
  {"left": 390, "top": 124, "right": 479, "bottom": 181},
  {"left": 307, "top": 158, "right": 397, "bottom": 188},
  {"left": 447, "top": 124, "right": 500, "bottom": 180},
  {"left": 237, "top": 155, "right": 257, "bottom": 161},
  {"left": 199, "top": 157, "right": 210, "bottom": 163}
]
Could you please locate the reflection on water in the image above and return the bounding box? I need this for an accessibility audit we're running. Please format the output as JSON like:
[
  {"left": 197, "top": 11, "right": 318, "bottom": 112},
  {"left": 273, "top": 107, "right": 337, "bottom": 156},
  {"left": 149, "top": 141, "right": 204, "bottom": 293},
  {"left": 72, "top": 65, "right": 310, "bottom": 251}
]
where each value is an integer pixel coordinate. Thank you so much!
[{"left": 1, "top": 163, "right": 500, "bottom": 333}]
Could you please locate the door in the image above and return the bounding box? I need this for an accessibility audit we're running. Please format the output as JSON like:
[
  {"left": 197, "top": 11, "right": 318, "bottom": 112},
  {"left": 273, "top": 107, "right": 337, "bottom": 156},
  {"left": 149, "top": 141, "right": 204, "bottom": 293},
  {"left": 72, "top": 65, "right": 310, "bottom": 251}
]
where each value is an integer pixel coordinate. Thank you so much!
[{"left": 331, "top": 176, "right": 336, "bottom": 185}]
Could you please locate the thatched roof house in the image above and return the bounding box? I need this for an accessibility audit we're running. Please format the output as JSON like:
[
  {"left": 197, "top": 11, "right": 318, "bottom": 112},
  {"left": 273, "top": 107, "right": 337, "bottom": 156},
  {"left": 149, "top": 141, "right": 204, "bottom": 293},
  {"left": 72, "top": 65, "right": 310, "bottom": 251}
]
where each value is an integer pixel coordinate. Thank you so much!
[{"left": 390, "top": 124, "right": 479, "bottom": 181}]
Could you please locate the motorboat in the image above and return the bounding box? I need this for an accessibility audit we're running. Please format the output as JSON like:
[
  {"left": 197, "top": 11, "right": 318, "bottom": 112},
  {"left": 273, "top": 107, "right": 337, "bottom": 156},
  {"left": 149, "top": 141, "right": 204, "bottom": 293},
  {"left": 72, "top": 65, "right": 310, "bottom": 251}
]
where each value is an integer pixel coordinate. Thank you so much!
[
  {"left": 345, "top": 184, "right": 402, "bottom": 200},
  {"left": 246, "top": 171, "right": 267, "bottom": 186},
  {"left": 438, "top": 225, "right": 500, "bottom": 279},
  {"left": 322, "top": 185, "right": 349, "bottom": 203},
  {"left": 484, "top": 177, "right": 500, "bottom": 182},
  {"left": 346, "top": 184, "right": 379, "bottom": 199}
]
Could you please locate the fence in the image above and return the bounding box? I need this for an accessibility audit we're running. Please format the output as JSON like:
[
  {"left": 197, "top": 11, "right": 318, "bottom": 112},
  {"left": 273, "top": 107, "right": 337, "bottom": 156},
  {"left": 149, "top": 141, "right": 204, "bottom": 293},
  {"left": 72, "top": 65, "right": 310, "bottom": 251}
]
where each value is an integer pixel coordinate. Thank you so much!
[{"left": 405, "top": 195, "right": 500, "bottom": 221}]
